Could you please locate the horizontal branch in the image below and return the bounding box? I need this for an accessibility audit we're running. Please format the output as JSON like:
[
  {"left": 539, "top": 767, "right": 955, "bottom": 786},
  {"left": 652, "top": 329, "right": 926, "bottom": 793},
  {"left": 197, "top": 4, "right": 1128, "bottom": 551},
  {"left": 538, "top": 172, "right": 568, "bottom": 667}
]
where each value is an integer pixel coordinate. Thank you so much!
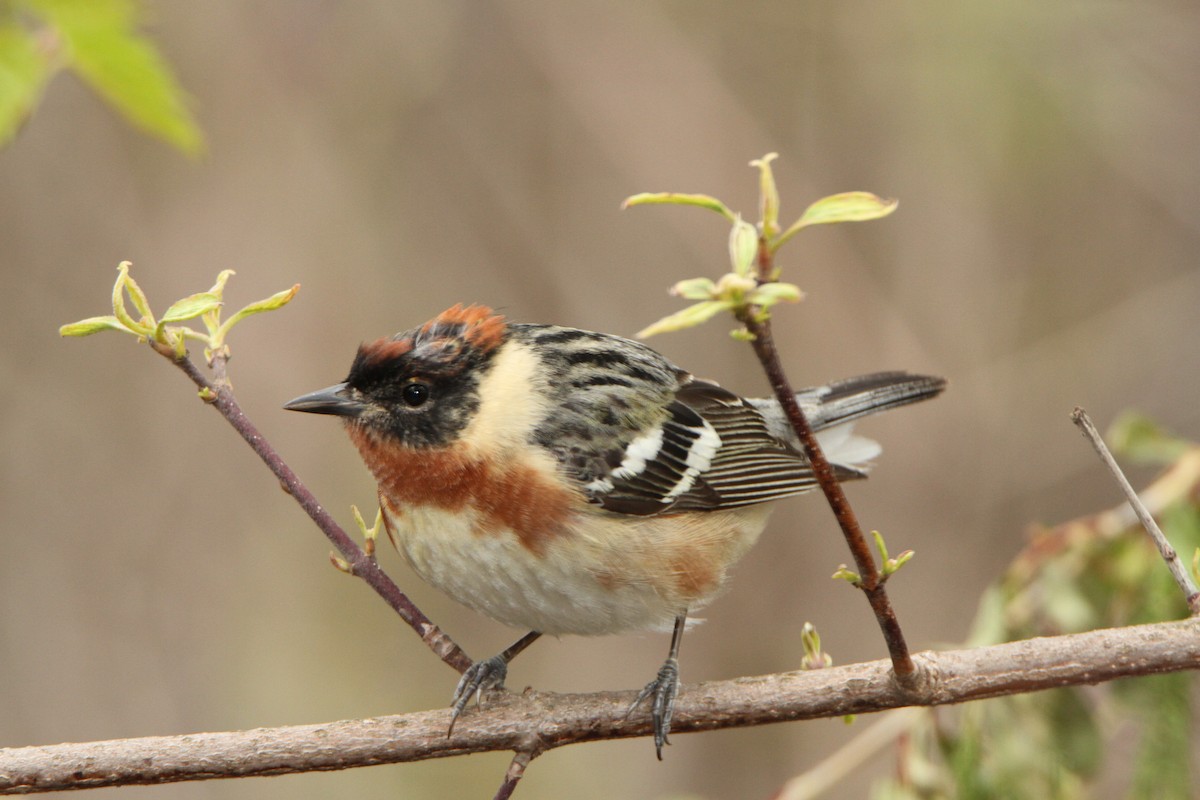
[{"left": 3, "top": 618, "right": 1198, "bottom": 794}]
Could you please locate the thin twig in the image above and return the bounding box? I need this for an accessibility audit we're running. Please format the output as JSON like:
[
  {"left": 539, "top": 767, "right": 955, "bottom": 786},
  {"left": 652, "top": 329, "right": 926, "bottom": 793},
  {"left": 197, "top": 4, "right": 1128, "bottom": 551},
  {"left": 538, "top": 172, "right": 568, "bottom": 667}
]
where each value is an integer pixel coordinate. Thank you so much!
[
  {"left": 736, "top": 310, "right": 915, "bottom": 680},
  {"left": 3, "top": 618, "right": 1197, "bottom": 793},
  {"left": 493, "top": 749, "right": 539, "bottom": 800},
  {"left": 1071, "top": 407, "right": 1200, "bottom": 615},
  {"left": 165, "top": 347, "right": 471, "bottom": 672}
]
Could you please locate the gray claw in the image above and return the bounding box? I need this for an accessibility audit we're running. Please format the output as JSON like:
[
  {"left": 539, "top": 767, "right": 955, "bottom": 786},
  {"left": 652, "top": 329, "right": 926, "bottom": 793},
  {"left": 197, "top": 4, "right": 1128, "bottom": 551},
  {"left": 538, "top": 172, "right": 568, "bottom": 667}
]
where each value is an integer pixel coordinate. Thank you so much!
[
  {"left": 448, "top": 655, "right": 508, "bottom": 735},
  {"left": 627, "top": 657, "right": 679, "bottom": 760}
]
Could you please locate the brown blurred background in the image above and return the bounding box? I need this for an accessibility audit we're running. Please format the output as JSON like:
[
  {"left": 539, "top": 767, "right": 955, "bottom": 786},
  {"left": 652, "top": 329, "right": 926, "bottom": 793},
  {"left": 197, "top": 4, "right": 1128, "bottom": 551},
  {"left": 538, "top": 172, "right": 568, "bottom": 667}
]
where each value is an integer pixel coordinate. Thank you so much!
[{"left": 2, "top": 2, "right": 1198, "bottom": 798}]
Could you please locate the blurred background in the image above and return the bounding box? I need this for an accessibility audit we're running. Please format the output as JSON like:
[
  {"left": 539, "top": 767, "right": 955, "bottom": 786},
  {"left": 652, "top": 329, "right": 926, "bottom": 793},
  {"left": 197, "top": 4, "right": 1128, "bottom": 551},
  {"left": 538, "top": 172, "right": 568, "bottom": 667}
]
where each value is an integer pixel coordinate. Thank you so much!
[{"left": 2, "top": 2, "right": 1198, "bottom": 798}]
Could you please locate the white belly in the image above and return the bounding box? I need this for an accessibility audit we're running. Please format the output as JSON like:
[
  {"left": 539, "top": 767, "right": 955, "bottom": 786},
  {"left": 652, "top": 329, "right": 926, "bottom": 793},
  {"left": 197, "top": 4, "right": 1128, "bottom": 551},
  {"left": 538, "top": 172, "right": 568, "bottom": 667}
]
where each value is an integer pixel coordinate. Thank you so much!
[{"left": 384, "top": 502, "right": 772, "bottom": 636}]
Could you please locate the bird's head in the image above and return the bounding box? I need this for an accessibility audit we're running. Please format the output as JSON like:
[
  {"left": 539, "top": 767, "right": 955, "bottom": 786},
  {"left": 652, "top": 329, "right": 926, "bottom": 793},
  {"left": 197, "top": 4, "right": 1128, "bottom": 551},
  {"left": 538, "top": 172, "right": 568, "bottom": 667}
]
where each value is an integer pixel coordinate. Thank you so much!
[{"left": 284, "top": 304, "right": 508, "bottom": 449}]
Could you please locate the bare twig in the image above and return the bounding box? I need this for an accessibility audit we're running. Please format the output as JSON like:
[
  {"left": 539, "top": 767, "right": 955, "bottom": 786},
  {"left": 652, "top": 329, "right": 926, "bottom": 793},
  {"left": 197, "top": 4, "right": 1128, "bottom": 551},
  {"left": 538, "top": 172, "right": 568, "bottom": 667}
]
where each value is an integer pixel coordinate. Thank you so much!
[
  {"left": 1014, "top": 443, "right": 1200, "bottom": 580},
  {"left": 166, "top": 348, "right": 471, "bottom": 672},
  {"left": 1071, "top": 407, "right": 1200, "bottom": 615},
  {"left": 3, "top": 618, "right": 1197, "bottom": 794},
  {"left": 736, "top": 310, "right": 915, "bottom": 681},
  {"left": 493, "top": 749, "right": 540, "bottom": 800}
]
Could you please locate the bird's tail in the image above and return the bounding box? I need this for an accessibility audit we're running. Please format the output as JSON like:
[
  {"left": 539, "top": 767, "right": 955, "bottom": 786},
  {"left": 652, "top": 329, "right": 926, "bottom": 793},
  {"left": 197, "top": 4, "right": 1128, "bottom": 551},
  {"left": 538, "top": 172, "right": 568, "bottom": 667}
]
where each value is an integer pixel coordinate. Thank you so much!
[
  {"left": 797, "top": 372, "right": 947, "bottom": 431},
  {"left": 749, "top": 372, "right": 946, "bottom": 472}
]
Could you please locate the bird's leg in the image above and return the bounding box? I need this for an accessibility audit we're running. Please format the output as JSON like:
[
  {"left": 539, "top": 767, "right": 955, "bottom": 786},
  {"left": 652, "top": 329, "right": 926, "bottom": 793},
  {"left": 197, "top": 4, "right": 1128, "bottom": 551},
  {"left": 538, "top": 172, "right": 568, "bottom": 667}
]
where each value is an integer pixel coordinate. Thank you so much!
[
  {"left": 448, "top": 630, "right": 542, "bottom": 734},
  {"left": 628, "top": 613, "right": 687, "bottom": 759}
]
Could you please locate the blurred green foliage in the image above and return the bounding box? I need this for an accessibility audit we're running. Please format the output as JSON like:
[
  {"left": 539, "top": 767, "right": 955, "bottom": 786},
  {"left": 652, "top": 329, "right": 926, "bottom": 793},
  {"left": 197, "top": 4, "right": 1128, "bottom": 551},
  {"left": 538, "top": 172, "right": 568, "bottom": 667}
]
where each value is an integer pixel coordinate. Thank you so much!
[
  {"left": 0, "top": 0, "right": 201, "bottom": 152},
  {"left": 871, "top": 417, "right": 1200, "bottom": 799}
]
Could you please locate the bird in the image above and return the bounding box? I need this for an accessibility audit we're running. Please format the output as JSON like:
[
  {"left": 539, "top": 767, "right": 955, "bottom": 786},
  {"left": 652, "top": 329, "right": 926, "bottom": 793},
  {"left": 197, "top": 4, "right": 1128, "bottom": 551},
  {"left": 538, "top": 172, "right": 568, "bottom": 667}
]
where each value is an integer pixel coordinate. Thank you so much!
[{"left": 284, "top": 303, "right": 945, "bottom": 758}]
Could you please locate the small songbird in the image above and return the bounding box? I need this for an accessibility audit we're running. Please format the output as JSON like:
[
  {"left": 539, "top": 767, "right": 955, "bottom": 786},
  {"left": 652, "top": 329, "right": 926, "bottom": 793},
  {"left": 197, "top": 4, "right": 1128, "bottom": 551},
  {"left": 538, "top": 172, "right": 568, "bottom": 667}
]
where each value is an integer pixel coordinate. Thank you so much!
[{"left": 285, "top": 303, "right": 945, "bottom": 757}]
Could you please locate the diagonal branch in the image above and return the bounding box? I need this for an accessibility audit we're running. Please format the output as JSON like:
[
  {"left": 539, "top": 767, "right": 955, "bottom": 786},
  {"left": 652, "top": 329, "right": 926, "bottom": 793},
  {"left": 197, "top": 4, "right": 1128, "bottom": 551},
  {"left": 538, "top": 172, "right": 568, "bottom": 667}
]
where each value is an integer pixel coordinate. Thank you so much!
[
  {"left": 737, "top": 311, "right": 915, "bottom": 679},
  {"left": 163, "top": 347, "right": 471, "bottom": 673},
  {"left": 3, "top": 618, "right": 1197, "bottom": 794},
  {"left": 493, "top": 749, "right": 541, "bottom": 800},
  {"left": 1071, "top": 407, "right": 1200, "bottom": 614}
]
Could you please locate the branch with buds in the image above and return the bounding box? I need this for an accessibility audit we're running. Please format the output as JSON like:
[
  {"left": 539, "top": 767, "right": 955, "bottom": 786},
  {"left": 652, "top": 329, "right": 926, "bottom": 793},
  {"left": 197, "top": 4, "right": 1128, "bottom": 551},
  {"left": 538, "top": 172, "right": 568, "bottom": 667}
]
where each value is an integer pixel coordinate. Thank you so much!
[
  {"left": 41, "top": 155, "right": 1200, "bottom": 798},
  {"left": 626, "top": 154, "right": 917, "bottom": 678},
  {"left": 60, "top": 264, "right": 472, "bottom": 674}
]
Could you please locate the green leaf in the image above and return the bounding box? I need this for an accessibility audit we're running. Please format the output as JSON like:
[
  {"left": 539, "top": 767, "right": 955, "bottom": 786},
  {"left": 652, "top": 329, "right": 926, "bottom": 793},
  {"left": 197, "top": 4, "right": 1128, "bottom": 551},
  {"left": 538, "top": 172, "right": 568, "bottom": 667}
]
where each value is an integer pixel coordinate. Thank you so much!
[
  {"left": 795, "top": 191, "right": 899, "bottom": 227},
  {"left": 832, "top": 565, "right": 861, "bottom": 585},
  {"left": 773, "top": 191, "right": 898, "bottom": 252},
  {"left": 221, "top": 284, "right": 300, "bottom": 329},
  {"left": 119, "top": 264, "right": 154, "bottom": 320},
  {"left": 872, "top": 530, "right": 892, "bottom": 562},
  {"left": 728, "top": 216, "right": 758, "bottom": 277},
  {"left": 799, "top": 621, "right": 831, "bottom": 669},
  {"left": 34, "top": 0, "right": 203, "bottom": 155},
  {"left": 208, "top": 268, "right": 236, "bottom": 296},
  {"left": 59, "top": 315, "right": 128, "bottom": 337},
  {"left": 889, "top": 549, "right": 914, "bottom": 572},
  {"left": 621, "top": 192, "right": 737, "bottom": 222},
  {"left": 747, "top": 282, "right": 803, "bottom": 307},
  {"left": 636, "top": 300, "right": 733, "bottom": 338},
  {"left": 671, "top": 277, "right": 717, "bottom": 300},
  {"left": 800, "top": 621, "right": 821, "bottom": 655},
  {"left": 750, "top": 153, "right": 781, "bottom": 238},
  {"left": 0, "top": 24, "right": 53, "bottom": 149},
  {"left": 111, "top": 261, "right": 152, "bottom": 333},
  {"left": 160, "top": 291, "right": 222, "bottom": 323}
]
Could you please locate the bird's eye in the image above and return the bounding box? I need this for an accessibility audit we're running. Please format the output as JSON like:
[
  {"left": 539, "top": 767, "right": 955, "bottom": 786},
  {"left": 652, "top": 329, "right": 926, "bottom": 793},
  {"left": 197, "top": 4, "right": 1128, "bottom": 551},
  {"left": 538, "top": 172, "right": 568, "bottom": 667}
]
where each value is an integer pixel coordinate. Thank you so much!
[{"left": 401, "top": 380, "right": 430, "bottom": 408}]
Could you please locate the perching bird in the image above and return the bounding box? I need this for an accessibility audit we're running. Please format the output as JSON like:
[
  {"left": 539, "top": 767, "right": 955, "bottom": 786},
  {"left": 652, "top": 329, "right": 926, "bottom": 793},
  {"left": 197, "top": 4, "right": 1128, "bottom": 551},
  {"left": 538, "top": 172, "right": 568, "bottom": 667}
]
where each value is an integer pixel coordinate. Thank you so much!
[{"left": 284, "top": 303, "right": 945, "bottom": 757}]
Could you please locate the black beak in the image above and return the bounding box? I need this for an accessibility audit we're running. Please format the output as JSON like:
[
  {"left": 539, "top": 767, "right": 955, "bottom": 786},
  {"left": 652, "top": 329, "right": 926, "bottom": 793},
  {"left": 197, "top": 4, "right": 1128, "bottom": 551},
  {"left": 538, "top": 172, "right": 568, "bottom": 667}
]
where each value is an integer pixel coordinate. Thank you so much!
[{"left": 283, "top": 382, "right": 364, "bottom": 417}]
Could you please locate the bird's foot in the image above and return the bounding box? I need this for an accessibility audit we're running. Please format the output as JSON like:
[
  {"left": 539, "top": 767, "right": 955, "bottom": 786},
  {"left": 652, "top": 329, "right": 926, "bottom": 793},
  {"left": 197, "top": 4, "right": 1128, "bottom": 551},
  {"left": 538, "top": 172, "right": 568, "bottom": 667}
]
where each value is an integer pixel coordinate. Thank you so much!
[
  {"left": 627, "top": 656, "right": 679, "bottom": 760},
  {"left": 448, "top": 655, "right": 508, "bottom": 735}
]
